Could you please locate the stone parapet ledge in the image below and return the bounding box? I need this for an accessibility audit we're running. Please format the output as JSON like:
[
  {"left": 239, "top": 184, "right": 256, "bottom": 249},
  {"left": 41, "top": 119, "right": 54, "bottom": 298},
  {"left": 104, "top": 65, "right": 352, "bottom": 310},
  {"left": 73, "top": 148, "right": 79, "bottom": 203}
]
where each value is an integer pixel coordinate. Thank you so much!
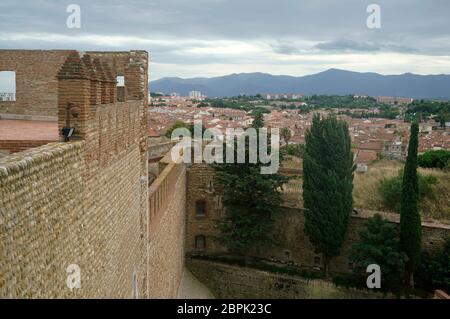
[
  {"left": 351, "top": 208, "right": 450, "bottom": 230},
  {"left": 0, "top": 141, "right": 84, "bottom": 177}
]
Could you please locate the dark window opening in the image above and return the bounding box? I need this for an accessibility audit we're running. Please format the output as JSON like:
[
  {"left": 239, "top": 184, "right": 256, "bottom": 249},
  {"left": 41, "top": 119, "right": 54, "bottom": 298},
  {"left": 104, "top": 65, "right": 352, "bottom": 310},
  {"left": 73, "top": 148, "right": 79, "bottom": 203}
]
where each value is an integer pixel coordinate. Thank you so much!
[
  {"left": 196, "top": 200, "right": 206, "bottom": 217},
  {"left": 195, "top": 235, "right": 206, "bottom": 251},
  {"left": 284, "top": 250, "right": 291, "bottom": 261},
  {"left": 314, "top": 256, "right": 321, "bottom": 266}
]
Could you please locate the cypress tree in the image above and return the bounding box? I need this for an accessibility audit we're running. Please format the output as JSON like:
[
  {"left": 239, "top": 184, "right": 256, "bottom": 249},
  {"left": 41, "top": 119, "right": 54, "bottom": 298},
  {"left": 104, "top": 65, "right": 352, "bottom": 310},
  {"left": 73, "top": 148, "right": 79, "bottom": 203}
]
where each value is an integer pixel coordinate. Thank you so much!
[
  {"left": 303, "top": 115, "right": 354, "bottom": 276},
  {"left": 400, "top": 121, "right": 422, "bottom": 287}
]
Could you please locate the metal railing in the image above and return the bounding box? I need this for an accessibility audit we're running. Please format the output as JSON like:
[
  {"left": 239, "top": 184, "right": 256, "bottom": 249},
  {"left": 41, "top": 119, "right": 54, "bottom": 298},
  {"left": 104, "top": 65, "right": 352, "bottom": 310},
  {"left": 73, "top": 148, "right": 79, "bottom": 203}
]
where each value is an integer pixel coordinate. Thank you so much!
[{"left": 0, "top": 93, "right": 16, "bottom": 101}]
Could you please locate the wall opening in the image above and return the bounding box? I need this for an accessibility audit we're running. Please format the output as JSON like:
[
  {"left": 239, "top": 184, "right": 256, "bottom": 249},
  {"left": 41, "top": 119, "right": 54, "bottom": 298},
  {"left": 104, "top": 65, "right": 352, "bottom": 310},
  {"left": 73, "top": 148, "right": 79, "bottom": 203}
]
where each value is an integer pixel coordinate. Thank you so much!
[
  {"left": 116, "top": 75, "right": 125, "bottom": 102},
  {"left": 116, "top": 75, "right": 125, "bottom": 87},
  {"left": 314, "top": 256, "right": 321, "bottom": 267},
  {"left": 196, "top": 200, "right": 206, "bottom": 217},
  {"left": 284, "top": 250, "right": 291, "bottom": 261},
  {"left": 195, "top": 235, "right": 206, "bottom": 251},
  {"left": 0, "top": 71, "right": 16, "bottom": 101}
]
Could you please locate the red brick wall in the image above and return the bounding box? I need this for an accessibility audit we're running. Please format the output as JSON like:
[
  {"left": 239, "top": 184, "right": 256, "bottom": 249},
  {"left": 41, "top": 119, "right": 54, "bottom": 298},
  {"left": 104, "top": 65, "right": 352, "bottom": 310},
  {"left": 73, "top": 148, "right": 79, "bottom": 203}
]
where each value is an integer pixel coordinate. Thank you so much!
[
  {"left": 0, "top": 50, "right": 151, "bottom": 298},
  {"left": 0, "top": 140, "right": 52, "bottom": 154},
  {"left": 0, "top": 50, "right": 75, "bottom": 117}
]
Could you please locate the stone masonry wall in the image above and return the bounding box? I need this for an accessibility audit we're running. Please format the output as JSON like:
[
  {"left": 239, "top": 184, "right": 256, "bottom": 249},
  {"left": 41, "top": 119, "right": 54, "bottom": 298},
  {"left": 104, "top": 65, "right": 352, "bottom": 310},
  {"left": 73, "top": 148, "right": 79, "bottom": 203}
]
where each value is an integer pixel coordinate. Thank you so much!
[
  {"left": 147, "top": 163, "right": 187, "bottom": 298},
  {"left": 0, "top": 140, "right": 54, "bottom": 155},
  {"left": 187, "top": 163, "right": 450, "bottom": 275},
  {"left": 0, "top": 50, "right": 150, "bottom": 298},
  {"left": 0, "top": 50, "right": 74, "bottom": 117},
  {"left": 0, "top": 109, "right": 146, "bottom": 298},
  {"left": 0, "top": 50, "right": 149, "bottom": 118},
  {"left": 187, "top": 259, "right": 392, "bottom": 299}
]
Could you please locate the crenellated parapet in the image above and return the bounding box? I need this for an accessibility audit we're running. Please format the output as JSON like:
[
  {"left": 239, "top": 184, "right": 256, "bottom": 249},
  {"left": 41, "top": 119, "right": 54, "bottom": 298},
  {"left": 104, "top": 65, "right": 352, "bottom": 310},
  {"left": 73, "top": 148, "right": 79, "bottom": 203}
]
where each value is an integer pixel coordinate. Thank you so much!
[
  {"left": 92, "top": 58, "right": 110, "bottom": 105},
  {"left": 1, "top": 49, "right": 151, "bottom": 299},
  {"left": 81, "top": 54, "right": 101, "bottom": 108},
  {"left": 57, "top": 51, "right": 91, "bottom": 142}
]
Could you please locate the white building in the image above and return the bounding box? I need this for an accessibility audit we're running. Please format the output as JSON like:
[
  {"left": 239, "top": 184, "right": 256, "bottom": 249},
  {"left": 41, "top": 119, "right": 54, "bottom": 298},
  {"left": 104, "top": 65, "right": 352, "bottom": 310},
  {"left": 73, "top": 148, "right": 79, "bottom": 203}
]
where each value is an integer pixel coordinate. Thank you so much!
[{"left": 189, "top": 91, "right": 203, "bottom": 100}]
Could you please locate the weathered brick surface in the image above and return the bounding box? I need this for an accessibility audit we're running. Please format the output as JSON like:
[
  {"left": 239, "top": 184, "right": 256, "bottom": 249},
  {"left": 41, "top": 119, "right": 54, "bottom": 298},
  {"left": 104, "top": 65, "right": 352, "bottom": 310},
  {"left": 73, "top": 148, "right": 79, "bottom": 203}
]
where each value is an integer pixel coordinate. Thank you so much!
[
  {"left": 0, "top": 50, "right": 74, "bottom": 116},
  {"left": 0, "top": 112, "right": 146, "bottom": 298},
  {"left": 0, "top": 50, "right": 156, "bottom": 298},
  {"left": 187, "top": 163, "right": 450, "bottom": 274},
  {"left": 147, "top": 163, "right": 186, "bottom": 298},
  {"left": 0, "top": 140, "right": 53, "bottom": 154},
  {"left": 0, "top": 50, "right": 148, "bottom": 119},
  {"left": 187, "top": 259, "right": 394, "bottom": 299}
]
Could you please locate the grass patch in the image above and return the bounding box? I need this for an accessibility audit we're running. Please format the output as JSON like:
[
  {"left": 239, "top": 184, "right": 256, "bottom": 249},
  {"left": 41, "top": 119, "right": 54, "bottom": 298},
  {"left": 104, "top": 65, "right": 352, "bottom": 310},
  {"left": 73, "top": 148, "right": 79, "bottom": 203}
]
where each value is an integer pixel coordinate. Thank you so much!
[{"left": 353, "top": 159, "right": 450, "bottom": 221}]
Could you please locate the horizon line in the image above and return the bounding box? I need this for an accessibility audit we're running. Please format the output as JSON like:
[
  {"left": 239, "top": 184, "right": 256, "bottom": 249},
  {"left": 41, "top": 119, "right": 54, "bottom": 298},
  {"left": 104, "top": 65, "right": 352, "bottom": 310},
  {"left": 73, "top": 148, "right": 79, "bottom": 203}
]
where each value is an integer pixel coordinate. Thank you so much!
[{"left": 149, "top": 68, "right": 450, "bottom": 82}]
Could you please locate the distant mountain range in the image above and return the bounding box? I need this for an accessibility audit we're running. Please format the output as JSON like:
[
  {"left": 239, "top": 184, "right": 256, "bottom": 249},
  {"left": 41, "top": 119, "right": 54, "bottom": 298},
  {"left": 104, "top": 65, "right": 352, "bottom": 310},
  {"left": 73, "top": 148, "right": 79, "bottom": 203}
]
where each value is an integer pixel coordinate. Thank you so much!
[{"left": 149, "top": 69, "right": 450, "bottom": 99}]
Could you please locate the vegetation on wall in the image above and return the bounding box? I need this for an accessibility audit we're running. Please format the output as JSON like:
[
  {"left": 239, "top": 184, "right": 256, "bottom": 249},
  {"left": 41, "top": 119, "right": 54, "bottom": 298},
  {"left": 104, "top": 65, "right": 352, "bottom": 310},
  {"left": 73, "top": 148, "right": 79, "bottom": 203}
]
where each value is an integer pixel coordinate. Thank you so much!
[
  {"left": 416, "top": 237, "right": 450, "bottom": 293},
  {"left": 350, "top": 214, "right": 407, "bottom": 290},
  {"left": 302, "top": 115, "right": 355, "bottom": 276}
]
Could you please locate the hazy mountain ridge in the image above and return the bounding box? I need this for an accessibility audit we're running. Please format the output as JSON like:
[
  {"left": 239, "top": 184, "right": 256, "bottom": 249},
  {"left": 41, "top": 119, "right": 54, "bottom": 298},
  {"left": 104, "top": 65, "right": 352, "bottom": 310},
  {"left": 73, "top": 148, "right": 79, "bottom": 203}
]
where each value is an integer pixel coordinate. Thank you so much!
[{"left": 149, "top": 69, "right": 450, "bottom": 99}]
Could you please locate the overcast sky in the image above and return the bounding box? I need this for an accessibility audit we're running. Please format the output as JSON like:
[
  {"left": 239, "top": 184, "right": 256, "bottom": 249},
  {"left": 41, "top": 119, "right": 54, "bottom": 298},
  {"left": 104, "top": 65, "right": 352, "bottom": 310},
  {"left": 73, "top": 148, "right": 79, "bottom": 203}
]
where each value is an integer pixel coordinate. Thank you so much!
[{"left": 1, "top": 0, "right": 450, "bottom": 81}]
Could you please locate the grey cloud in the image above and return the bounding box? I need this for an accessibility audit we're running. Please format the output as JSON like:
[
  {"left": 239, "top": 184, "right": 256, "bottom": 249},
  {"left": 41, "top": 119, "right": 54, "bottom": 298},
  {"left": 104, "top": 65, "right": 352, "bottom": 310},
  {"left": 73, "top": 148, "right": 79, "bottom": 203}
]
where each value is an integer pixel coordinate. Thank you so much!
[
  {"left": 1, "top": 0, "right": 450, "bottom": 41},
  {"left": 270, "top": 43, "right": 302, "bottom": 55},
  {"left": 0, "top": 0, "right": 450, "bottom": 78},
  {"left": 313, "top": 39, "right": 417, "bottom": 54}
]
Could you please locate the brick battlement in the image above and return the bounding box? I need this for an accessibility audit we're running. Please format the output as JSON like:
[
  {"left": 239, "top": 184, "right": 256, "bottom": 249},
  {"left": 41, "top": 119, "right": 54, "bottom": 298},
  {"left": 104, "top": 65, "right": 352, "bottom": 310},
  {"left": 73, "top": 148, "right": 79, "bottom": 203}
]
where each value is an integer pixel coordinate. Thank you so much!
[
  {"left": 149, "top": 159, "right": 185, "bottom": 234},
  {"left": 0, "top": 49, "right": 155, "bottom": 298}
]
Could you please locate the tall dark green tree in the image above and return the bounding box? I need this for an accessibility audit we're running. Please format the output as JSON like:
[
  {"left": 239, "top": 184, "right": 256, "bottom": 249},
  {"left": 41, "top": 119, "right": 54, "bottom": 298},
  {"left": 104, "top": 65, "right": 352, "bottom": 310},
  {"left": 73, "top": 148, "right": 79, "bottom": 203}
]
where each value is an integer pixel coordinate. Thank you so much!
[
  {"left": 214, "top": 112, "right": 289, "bottom": 257},
  {"left": 303, "top": 115, "right": 354, "bottom": 276},
  {"left": 400, "top": 121, "right": 422, "bottom": 287}
]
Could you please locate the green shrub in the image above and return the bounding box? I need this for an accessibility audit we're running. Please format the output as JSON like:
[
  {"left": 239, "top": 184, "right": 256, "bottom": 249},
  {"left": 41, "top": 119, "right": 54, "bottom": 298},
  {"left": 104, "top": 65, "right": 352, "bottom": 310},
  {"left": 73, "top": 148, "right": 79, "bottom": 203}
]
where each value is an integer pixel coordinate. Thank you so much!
[
  {"left": 416, "top": 237, "right": 450, "bottom": 293},
  {"left": 418, "top": 150, "right": 450, "bottom": 169},
  {"left": 349, "top": 214, "right": 407, "bottom": 291},
  {"left": 165, "top": 121, "right": 205, "bottom": 138},
  {"left": 379, "top": 170, "right": 438, "bottom": 211},
  {"left": 280, "top": 144, "right": 305, "bottom": 158}
]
